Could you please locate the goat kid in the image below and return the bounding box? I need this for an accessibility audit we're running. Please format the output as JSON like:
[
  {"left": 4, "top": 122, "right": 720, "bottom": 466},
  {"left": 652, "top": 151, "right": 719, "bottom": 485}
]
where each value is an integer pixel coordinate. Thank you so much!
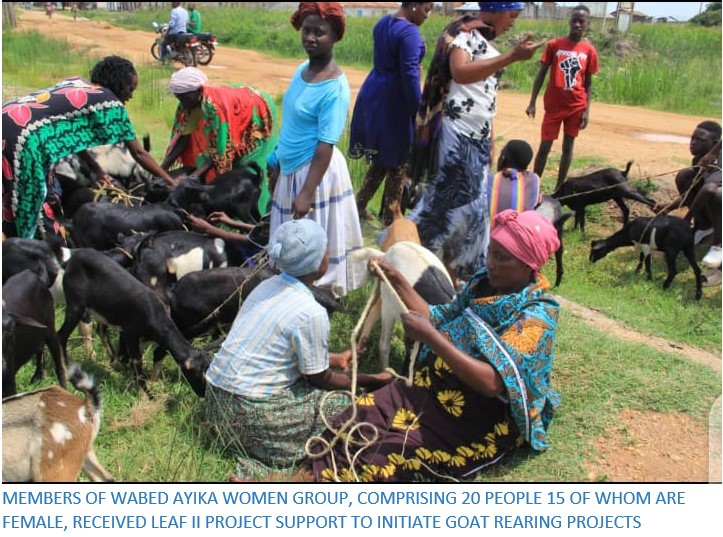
[
  {"left": 2, "top": 270, "right": 67, "bottom": 397},
  {"left": 348, "top": 241, "right": 455, "bottom": 370},
  {"left": 589, "top": 215, "right": 703, "bottom": 300},
  {"left": 69, "top": 201, "right": 186, "bottom": 250},
  {"left": 129, "top": 230, "right": 228, "bottom": 304},
  {"left": 58, "top": 248, "right": 210, "bottom": 396},
  {"left": 553, "top": 160, "right": 656, "bottom": 233},
  {"left": 2, "top": 364, "right": 114, "bottom": 482},
  {"left": 535, "top": 195, "right": 574, "bottom": 287},
  {"left": 167, "top": 162, "right": 264, "bottom": 224}
]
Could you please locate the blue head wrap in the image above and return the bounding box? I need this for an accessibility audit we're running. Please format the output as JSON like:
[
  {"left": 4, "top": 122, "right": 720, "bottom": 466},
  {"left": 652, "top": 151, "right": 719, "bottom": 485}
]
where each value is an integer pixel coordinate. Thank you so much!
[
  {"left": 268, "top": 219, "right": 328, "bottom": 277},
  {"left": 477, "top": 2, "right": 525, "bottom": 12}
]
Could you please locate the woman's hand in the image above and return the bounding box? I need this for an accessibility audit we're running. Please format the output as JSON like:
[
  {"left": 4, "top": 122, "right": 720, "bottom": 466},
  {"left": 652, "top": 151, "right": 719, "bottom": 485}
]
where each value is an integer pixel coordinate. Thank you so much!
[
  {"left": 400, "top": 311, "right": 438, "bottom": 345},
  {"left": 208, "top": 211, "right": 233, "bottom": 226},
  {"left": 369, "top": 258, "right": 403, "bottom": 286},
  {"left": 510, "top": 33, "right": 546, "bottom": 62},
  {"left": 292, "top": 191, "right": 314, "bottom": 219},
  {"left": 186, "top": 214, "right": 215, "bottom": 233}
]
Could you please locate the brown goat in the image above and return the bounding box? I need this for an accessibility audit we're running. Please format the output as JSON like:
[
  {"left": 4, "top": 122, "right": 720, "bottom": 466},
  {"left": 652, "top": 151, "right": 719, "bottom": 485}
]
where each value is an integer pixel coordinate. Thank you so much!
[{"left": 2, "top": 364, "right": 114, "bottom": 482}]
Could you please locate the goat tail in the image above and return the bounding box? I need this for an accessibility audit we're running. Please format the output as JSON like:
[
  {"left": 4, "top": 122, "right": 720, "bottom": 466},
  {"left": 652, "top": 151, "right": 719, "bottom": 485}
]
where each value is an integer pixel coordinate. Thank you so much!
[
  {"left": 623, "top": 160, "right": 634, "bottom": 178},
  {"left": 142, "top": 134, "right": 151, "bottom": 152},
  {"left": 68, "top": 364, "right": 101, "bottom": 412}
]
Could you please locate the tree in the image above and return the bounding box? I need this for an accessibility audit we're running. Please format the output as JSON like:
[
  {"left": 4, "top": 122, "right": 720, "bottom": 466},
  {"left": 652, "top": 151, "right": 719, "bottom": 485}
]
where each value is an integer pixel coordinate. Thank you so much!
[{"left": 690, "top": 2, "right": 722, "bottom": 26}]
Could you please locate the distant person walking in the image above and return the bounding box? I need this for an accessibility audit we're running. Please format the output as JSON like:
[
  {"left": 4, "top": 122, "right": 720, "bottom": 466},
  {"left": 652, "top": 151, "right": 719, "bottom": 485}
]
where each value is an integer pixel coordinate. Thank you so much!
[
  {"left": 45, "top": 2, "right": 53, "bottom": 19},
  {"left": 348, "top": 2, "right": 434, "bottom": 226},
  {"left": 525, "top": 4, "right": 599, "bottom": 191}
]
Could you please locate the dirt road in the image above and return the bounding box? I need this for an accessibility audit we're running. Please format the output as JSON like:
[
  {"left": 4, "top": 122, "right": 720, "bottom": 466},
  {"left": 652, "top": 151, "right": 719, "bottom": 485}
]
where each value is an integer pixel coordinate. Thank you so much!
[{"left": 16, "top": 9, "right": 713, "bottom": 198}]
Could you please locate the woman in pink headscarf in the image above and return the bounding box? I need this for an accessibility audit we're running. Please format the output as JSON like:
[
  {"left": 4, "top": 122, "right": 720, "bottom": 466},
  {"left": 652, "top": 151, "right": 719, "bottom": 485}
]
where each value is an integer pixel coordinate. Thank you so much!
[{"left": 241, "top": 209, "right": 561, "bottom": 483}]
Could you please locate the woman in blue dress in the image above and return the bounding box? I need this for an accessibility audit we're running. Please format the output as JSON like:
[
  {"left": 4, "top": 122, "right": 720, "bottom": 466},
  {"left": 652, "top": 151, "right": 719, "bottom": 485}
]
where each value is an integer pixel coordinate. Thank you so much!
[{"left": 349, "top": 2, "right": 434, "bottom": 226}]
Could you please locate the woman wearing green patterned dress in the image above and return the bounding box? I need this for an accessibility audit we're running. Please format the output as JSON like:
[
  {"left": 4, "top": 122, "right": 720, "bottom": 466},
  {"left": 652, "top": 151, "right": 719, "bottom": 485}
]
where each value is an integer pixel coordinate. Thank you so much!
[
  {"left": 2, "top": 55, "right": 176, "bottom": 241},
  {"left": 161, "top": 67, "right": 278, "bottom": 220}
]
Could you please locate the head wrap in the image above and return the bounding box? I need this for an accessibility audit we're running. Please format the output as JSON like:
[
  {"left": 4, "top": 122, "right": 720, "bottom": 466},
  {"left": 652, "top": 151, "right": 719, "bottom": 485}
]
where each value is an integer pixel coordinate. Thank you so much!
[
  {"left": 169, "top": 67, "right": 208, "bottom": 94},
  {"left": 291, "top": 2, "right": 346, "bottom": 41},
  {"left": 490, "top": 209, "right": 560, "bottom": 274},
  {"left": 477, "top": 2, "right": 525, "bottom": 12},
  {"left": 268, "top": 219, "right": 328, "bottom": 278}
]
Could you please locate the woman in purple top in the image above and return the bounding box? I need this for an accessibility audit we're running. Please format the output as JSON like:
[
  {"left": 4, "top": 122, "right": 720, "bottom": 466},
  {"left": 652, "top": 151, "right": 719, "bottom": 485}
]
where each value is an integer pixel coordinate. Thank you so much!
[{"left": 349, "top": 2, "right": 434, "bottom": 226}]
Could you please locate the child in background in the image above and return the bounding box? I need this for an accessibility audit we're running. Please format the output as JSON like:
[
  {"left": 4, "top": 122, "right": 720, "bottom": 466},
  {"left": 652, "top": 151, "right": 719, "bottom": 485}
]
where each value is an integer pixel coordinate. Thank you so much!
[
  {"left": 487, "top": 139, "right": 542, "bottom": 231},
  {"left": 525, "top": 5, "right": 599, "bottom": 191}
]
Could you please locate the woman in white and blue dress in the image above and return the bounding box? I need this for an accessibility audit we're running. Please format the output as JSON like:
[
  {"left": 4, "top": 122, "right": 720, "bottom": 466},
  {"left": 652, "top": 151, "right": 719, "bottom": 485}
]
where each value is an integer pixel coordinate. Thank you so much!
[
  {"left": 407, "top": 2, "right": 544, "bottom": 284},
  {"left": 270, "top": 2, "right": 363, "bottom": 297}
]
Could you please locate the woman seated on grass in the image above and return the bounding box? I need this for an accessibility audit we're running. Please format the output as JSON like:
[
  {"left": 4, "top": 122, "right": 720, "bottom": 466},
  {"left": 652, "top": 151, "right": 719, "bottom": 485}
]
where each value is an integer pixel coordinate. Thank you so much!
[
  {"left": 205, "top": 219, "right": 394, "bottom": 477},
  {"left": 234, "top": 209, "right": 562, "bottom": 483}
]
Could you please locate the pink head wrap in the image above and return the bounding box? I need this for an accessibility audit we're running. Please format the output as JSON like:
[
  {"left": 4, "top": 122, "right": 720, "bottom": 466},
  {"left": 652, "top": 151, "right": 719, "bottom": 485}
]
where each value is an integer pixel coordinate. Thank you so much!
[{"left": 490, "top": 209, "right": 560, "bottom": 274}]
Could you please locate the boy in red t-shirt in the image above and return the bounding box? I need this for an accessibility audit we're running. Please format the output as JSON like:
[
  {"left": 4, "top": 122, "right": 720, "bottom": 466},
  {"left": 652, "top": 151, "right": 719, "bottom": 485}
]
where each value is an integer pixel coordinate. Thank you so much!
[{"left": 525, "top": 5, "right": 599, "bottom": 191}]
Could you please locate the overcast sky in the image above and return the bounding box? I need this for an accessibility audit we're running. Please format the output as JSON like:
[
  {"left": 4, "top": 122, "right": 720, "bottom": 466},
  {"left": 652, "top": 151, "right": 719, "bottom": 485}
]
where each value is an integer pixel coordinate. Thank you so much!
[{"left": 557, "top": 2, "right": 708, "bottom": 21}]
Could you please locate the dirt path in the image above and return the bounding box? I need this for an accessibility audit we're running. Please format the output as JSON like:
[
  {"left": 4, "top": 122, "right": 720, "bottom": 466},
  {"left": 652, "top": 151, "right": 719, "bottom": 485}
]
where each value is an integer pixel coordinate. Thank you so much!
[{"left": 13, "top": 9, "right": 721, "bottom": 483}]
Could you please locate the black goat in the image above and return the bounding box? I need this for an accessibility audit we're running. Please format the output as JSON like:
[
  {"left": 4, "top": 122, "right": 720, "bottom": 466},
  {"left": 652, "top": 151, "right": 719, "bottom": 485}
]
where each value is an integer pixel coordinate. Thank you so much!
[
  {"left": 535, "top": 195, "right": 574, "bottom": 287},
  {"left": 553, "top": 161, "right": 656, "bottom": 233},
  {"left": 167, "top": 162, "right": 264, "bottom": 224},
  {"left": 2, "top": 270, "right": 67, "bottom": 397},
  {"left": 57, "top": 248, "right": 210, "bottom": 396},
  {"left": 589, "top": 215, "right": 702, "bottom": 300},
  {"left": 69, "top": 202, "right": 186, "bottom": 250}
]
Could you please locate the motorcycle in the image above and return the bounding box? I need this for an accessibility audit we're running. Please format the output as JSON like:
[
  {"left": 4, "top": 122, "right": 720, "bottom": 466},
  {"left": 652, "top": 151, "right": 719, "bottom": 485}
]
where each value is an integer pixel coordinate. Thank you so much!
[
  {"left": 192, "top": 32, "right": 218, "bottom": 66},
  {"left": 150, "top": 22, "right": 198, "bottom": 67}
]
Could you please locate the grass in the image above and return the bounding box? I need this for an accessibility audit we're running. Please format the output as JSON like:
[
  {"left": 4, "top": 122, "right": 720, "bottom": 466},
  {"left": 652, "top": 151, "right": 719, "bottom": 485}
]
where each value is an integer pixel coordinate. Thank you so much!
[{"left": 3, "top": 19, "right": 721, "bottom": 483}]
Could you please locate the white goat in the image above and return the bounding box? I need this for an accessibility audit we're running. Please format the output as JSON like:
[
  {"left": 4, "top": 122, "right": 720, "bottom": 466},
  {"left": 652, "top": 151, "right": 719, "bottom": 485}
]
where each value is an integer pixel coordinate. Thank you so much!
[
  {"left": 347, "top": 241, "right": 455, "bottom": 370},
  {"left": 2, "top": 364, "right": 114, "bottom": 482}
]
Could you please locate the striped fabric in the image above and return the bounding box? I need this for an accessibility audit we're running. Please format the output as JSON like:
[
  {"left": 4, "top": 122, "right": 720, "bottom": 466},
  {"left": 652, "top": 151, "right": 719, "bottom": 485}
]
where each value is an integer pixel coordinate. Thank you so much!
[
  {"left": 270, "top": 147, "right": 364, "bottom": 297},
  {"left": 487, "top": 169, "right": 541, "bottom": 231},
  {"left": 205, "top": 273, "right": 330, "bottom": 399}
]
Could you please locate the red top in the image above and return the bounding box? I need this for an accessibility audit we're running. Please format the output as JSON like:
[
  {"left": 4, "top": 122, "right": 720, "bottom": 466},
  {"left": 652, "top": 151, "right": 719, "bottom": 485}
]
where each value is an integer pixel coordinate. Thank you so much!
[{"left": 541, "top": 37, "right": 599, "bottom": 114}]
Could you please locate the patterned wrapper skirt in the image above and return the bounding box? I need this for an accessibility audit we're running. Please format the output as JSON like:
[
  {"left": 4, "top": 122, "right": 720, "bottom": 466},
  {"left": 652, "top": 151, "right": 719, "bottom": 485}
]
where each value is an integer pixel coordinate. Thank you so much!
[
  {"left": 407, "top": 121, "right": 491, "bottom": 279},
  {"left": 309, "top": 359, "right": 519, "bottom": 483},
  {"left": 205, "top": 381, "right": 351, "bottom": 477}
]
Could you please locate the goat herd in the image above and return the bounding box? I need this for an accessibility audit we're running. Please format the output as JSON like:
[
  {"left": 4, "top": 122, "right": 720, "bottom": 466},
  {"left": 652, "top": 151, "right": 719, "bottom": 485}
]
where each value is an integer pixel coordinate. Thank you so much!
[{"left": 1, "top": 143, "right": 705, "bottom": 482}]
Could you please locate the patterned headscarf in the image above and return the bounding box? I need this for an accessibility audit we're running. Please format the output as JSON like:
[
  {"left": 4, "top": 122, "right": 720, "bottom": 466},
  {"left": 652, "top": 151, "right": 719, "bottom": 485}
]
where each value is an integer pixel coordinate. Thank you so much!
[
  {"left": 290, "top": 2, "right": 346, "bottom": 41},
  {"left": 490, "top": 209, "right": 560, "bottom": 274},
  {"left": 477, "top": 2, "right": 525, "bottom": 12}
]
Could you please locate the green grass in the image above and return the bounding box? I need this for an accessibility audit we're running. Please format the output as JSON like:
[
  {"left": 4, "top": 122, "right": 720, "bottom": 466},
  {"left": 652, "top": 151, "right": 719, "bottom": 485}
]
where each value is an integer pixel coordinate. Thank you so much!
[{"left": 3, "top": 23, "right": 720, "bottom": 483}]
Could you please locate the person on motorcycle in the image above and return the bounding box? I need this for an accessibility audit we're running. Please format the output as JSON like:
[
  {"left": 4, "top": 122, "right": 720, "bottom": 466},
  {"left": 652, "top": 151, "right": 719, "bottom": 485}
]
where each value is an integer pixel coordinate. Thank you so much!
[
  {"left": 188, "top": 3, "right": 202, "bottom": 33},
  {"left": 160, "top": 1, "right": 189, "bottom": 64}
]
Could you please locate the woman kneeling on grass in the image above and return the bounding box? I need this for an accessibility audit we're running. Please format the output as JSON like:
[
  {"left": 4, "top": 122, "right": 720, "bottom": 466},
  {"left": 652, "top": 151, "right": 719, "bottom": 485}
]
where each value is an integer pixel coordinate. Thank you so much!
[
  {"left": 205, "top": 219, "right": 394, "bottom": 477},
  {"left": 234, "top": 209, "right": 562, "bottom": 483}
]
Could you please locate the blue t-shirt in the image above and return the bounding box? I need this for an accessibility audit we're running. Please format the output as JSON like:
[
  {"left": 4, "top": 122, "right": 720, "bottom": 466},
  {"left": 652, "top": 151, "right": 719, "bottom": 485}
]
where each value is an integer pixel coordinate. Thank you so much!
[{"left": 277, "top": 61, "right": 350, "bottom": 175}]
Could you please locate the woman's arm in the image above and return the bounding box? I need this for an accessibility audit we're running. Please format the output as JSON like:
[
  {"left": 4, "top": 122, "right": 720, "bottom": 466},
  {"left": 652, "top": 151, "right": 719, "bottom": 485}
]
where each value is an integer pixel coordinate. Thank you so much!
[
  {"left": 450, "top": 33, "right": 545, "bottom": 85},
  {"left": 305, "top": 368, "right": 395, "bottom": 391},
  {"left": 160, "top": 134, "right": 190, "bottom": 171},
  {"left": 401, "top": 311, "right": 505, "bottom": 397},
  {"left": 293, "top": 141, "right": 334, "bottom": 218},
  {"left": 186, "top": 214, "right": 250, "bottom": 244},
  {"left": 125, "top": 139, "right": 177, "bottom": 187}
]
